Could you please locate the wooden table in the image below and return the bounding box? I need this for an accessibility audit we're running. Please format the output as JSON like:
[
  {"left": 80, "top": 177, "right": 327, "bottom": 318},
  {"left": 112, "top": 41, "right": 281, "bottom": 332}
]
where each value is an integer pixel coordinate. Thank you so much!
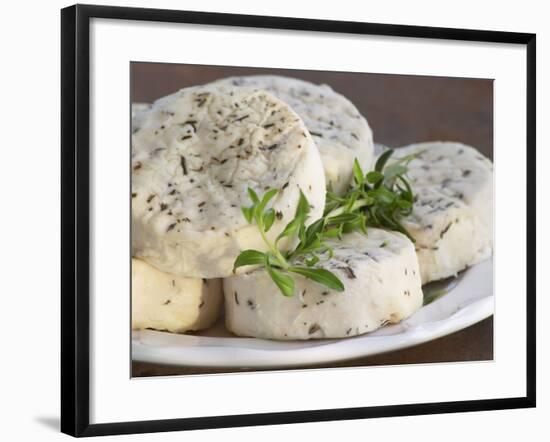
[{"left": 131, "top": 63, "right": 493, "bottom": 377}]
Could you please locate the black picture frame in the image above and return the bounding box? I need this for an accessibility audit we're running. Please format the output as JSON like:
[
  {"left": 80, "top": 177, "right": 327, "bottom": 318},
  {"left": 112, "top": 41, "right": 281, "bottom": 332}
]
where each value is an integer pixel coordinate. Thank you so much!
[{"left": 61, "top": 4, "right": 536, "bottom": 437}]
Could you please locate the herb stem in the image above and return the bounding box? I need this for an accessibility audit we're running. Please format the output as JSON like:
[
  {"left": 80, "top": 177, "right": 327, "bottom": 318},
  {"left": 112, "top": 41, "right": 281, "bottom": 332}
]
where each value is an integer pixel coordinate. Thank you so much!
[
  {"left": 259, "top": 227, "right": 289, "bottom": 270},
  {"left": 326, "top": 198, "right": 369, "bottom": 219}
]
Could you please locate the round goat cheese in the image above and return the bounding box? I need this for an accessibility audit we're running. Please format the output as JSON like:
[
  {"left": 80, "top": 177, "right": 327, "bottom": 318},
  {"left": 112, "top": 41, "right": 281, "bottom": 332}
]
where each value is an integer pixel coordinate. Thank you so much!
[
  {"left": 131, "top": 102, "right": 151, "bottom": 131},
  {"left": 132, "top": 259, "right": 222, "bottom": 333},
  {"left": 214, "top": 75, "right": 374, "bottom": 195},
  {"left": 132, "top": 85, "right": 326, "bottom": 278},
  {"left": 131, "top": 102, "right": 151, "bottom": 117},
  {"left": 402, "top": 188, "right": 490, "bottom": 284},
  {"left": 223, "top": 230, "right": 423, "bottom": 340},
  {"left": 393, "top": 141, "right": 493, "bottom": 284}
]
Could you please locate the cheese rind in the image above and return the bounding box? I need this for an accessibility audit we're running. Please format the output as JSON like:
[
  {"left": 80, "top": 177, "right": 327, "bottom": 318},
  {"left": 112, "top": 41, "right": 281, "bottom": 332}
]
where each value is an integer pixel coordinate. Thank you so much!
[
  {"left": 132, "top": 259, "right": 222, "bottom": 333},
  {"left": 392, "top": 141, "right": 493, "bottom": 284},
  {"left": 213, "top": 75, "right": 374, "bottom": 195},
  {"left": 132, "top": 85, "right": 326, "bottom": 278},
  {"left": 223, "top": 230, "right": 423, "bottom": 340}
]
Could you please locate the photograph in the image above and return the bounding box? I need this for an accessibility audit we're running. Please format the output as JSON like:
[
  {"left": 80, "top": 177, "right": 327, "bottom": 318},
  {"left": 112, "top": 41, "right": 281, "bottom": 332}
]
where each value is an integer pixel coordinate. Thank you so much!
[
  {"left": 58, "top": 3, "right": 536, "bottom": 436},
  {"left": 130, "top": 63, "right": 494, "bottom": 377},
  {"left": 0, "top": 0, "right": 544, "bottom": 438}
]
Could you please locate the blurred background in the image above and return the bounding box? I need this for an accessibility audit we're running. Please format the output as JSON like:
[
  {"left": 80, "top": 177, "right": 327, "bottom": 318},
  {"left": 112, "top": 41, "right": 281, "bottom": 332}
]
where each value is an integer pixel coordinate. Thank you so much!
[{"left": 131, "top": 62, "right": 493, "bottom": 377}]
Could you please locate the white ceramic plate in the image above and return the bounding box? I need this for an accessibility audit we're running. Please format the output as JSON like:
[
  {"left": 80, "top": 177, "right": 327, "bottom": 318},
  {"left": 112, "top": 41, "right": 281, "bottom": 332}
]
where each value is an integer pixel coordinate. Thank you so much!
[{"left": 132, "top": 258, "right": 493, "bottom": 368}]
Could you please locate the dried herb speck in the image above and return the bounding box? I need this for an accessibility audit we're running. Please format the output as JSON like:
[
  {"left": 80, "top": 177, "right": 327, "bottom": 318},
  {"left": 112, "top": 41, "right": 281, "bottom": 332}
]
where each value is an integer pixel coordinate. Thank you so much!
[
  {"left": 180, "top": 156, "right": 188, "bottom": 175},
  {"left": 308, "top": 324, "right": 321, "bottom": 334},
  {"left": 340, "top": 266, "right": 356, "bottom": 279},
  {"left": 440, "top": 222, "right": 453, "bottom": 239}
]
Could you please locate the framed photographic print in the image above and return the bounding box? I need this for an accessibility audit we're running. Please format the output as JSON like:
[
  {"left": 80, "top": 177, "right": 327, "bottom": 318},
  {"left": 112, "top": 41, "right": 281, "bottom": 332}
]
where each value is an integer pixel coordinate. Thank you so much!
[{"left": 61, "top": 4, "right": 536, "bottom": 437}]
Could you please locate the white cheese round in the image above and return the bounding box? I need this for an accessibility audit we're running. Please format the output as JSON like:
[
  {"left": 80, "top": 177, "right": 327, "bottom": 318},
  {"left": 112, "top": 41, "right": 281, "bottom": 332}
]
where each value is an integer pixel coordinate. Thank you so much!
[
  {"left": 131, "top": 102, "right": 151, "bottom": 132},
  {"left": 131, "top": 102, "right": 150, "bottom": 117},
  {"left": 223, "top": 230, "right": 423, "bottom": 340},
  {"left": 393, "top": 141, "right": 493, "bottom": 283},
  {"left": 132, "top": 259, "right": 222, "bottom": 333},
  {"left": 132, "top": 85, "right": 326, "bottom": 278},
  {"left": 402, "top": 187, "right": 490, "bottom": 284},
  {"left": 213, "top": 75, "right": 374, "bottom": 195}
]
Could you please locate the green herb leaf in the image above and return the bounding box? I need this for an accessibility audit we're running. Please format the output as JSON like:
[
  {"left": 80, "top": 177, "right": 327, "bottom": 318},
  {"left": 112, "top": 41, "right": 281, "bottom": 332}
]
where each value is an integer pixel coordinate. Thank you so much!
[
  {"left": 353, "top": 158, "right": 365, "bottom": 185},
  {"left": 247, "top": 187, "right": 260, "bottom": 204},
  {"left": 345, "top": 190, "right": 359, "bottom": 212},
  {"left": 370, "top": 186, "right": 396, "bottom": 205},
  {"left": 262, "top": 208, "right": 276, "bottom": 232},
  {"left": 366, "top": 170, "right": 384, "bottom": 184},
  {"left": 276, "top": 190, "right": 311, "bottom": 245},
  {"left": 396, "top": 199, "right": 412, "bottom": 210},
  {"left": 265, "top": 254, "right": 295, "bottom": 296},
  {"left": 289, "top": 266, "right": 345, "bottom": 292},
  {"left": 290, "top": 237, "right": 323, "bottom": 258},
  {"left": 241, "top": 206, "right": 254, "bottom": 224},
  {"left": 375, "top": 149, "right": 394, "bottom": 172},
  {"left": 323, "top": 226, "right": 342, "bottom": 238},
  {"left": 233, "top": 249, "right": 266, "bottom": 270},
  {"left": 257, "top": 188, "right": 278, "bottom": 214},
  {"left": 296, "top": 190, "right": 311, "bottom": 218},
  {"left": 276, "top": 217, "right": 301, "bottom": 243},
  {"left": 305, "top": 217, "right": 325, "bottom": 238},
  {"left": 326, "top": 212, "right": 360, "bottom": 225},
  {"left": 304, "top": 218, "right": 325, "bottom": 247},
  {"left": 396, "top": 175, "right": 414, "bottom": 201}
]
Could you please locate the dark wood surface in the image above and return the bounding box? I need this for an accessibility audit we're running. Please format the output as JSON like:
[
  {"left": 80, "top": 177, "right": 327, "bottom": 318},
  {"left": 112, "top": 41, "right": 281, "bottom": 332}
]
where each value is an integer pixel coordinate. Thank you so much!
[{"left": 131, "top": 63, "right": 493, "bottom": 377}]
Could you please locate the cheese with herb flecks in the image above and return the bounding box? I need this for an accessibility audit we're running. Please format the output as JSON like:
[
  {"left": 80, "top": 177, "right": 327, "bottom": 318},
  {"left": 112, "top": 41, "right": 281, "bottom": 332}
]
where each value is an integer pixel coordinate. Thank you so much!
[
  {"left": 131, "top": 85, "right": 326, "bottom": 278},
  {"left": 132, "top": 259, "right": 222, "bottom": 333},
  {"left": 131, "top": 102, "right": 151, "bottom": 131},
  {"left": 402, "top": 187, "right": 490, "bottom": 284},
  {"left": 213, "top": 75, "right": 374, "bottom": 195},
  {"left": 223, "top": 230, "right": 422, "bottom": 340},
  {"left": 392, "top": 141, "right": 493, "bottom": 284},
  {"left": 131, "top": 102, "right": 150, "bottom": 118}
]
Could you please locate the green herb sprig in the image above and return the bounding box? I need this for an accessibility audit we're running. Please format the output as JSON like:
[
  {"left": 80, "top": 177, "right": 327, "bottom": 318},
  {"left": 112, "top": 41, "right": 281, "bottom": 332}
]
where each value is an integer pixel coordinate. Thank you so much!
[
  {"left": 323, "top": 149, "right": 419, "bottom": 242},
  {"left": 234, "top": 188, "right": 344, "bottom": 296},
  {"left": 233, "top": 149, "right": 419, "bottom": 297}
]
